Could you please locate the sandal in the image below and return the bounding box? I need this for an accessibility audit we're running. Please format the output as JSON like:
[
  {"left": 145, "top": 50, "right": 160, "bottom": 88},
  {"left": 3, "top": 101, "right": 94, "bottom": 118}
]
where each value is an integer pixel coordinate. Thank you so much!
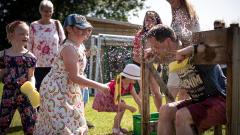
[{"left": 112, "top": 128, "right": 126, "bottom": 135}]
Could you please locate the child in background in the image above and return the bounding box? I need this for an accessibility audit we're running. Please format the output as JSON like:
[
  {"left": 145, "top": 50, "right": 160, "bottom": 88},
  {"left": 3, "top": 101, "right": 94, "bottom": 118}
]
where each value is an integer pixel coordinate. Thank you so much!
[
  {"left": 0, "top": 21, "right": 37, "bottom": 134},
  {"left": 81, "top": 47, "right": 95, "bottom": 128},
  {"left": 92, "top": 64, "right": 142, "bottom": 135},
  {"left": 132, "top": 10, "right": 163, "bottom": 111}
]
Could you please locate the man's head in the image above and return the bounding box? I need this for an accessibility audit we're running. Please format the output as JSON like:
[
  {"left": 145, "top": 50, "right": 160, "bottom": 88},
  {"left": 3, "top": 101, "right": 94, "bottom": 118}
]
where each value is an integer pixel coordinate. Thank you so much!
[{"left": 145, "top": 24, "right": 179, "bottom": 62}]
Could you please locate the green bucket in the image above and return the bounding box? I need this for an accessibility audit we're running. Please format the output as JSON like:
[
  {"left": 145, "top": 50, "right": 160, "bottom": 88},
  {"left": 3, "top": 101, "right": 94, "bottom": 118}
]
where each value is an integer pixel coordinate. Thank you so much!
[{"left": 133, "top": 112, "right": 159, "bottom": 135}]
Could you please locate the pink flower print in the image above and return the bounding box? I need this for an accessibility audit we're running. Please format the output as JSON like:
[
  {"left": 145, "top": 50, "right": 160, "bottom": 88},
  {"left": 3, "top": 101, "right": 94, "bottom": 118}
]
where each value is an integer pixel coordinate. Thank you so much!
[
  {"left": 32, "top": 114, "right": 37, "bottom": 120},
  {"left": 10, "top": 69, "right": 16, "bottom": 77},
  {"left": 45, "top": 28, "right": 52, "bottom": 32},
  {"left": 37, "top": 40, "right": 45, "bottom": 51},
  {"left": 24, "top": 108, "right": 31, "bottom": 114},
  {"left": 2, "top": 99, "right": 12, "bottom": 107},
  {"left": 39, "top": 40, "right": 45, "bottom": 45},
  {"left": 37, "top": 45, "right": 42, "bottom": 51},
  {"left": 39, "top": 26, "right": 44, "bottom": 31},
  {"left": 16, "top": 95, "right": 24, "bottom": 104},
  {"left": 16, "top": 57, "right": 24, "bottom": 65},
  {"left": 27, "top": 127, "right": 34, "bottom": 133},
  {"left": 17, "top": 74, "right": 27, "bottom": 85},
  {"left": 42, "top": 45, "right": 50, "bottom": 54},
  {"left": 17, "top": 76, "right": 27, "bottom": 85},
  {"left": 5, "top": 56, "right": 11, "bottom": 62},
  {"left": 31, "top": 26, "right": 36, "bottom": 33},
  {"left": 0, "top": 116, "right": 10, "bottom": 126}
]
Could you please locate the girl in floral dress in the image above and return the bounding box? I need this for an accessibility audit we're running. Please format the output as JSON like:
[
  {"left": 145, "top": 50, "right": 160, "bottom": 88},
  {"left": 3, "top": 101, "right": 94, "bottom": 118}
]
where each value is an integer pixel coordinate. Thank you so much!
[
  {"left": 34, "top": 14, "right": 109, "bottom": 135},
  {"left": 0, "top": 21, "right": 37, "bottom": 134}
]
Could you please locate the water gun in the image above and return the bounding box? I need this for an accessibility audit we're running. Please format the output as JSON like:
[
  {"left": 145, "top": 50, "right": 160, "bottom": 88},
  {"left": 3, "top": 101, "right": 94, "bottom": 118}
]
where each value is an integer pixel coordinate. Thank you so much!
[
  {"left": 114, "top": 74, "right": 121, "bottom": 105},
  {"left": 169, "top": 58, "right": 189, "bottom": 72},
  {"left": 20, "top": 81, "right": 40, "bottom": 108}
]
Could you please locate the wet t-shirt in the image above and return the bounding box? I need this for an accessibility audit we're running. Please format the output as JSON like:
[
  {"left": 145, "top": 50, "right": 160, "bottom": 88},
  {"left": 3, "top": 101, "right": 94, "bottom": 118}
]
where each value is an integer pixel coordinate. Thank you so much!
[{"left": 177, "top": 64, "right": 226, "bottom": 102}]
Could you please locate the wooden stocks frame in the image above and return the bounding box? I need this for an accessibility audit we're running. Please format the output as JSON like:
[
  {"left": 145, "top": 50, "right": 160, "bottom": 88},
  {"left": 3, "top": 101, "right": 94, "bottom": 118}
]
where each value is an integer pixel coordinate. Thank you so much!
[{"left": 141, "top": 24, "right": 240, "bottom": 135}]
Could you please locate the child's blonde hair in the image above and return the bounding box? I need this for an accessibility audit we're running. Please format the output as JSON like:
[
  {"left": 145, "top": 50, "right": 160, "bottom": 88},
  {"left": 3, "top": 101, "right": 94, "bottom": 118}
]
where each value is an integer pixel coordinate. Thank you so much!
[{"left": 6, "top": 21, "right": 28, "bottom": 43}]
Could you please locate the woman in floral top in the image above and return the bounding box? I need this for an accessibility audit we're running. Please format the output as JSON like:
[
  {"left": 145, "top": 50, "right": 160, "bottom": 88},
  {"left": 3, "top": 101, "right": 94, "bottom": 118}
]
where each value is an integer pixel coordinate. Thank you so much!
[
  {"left": 33, "top": 14, "right": 109, "bottom": 135},
  {"left": 28, "top": 0, "right": 65, "bottom": 90},
  {"left": 166, "top": 0, "right": 200, "bottom": 103},
  {"left": 0, "top": 21, "right": 37, "bottom": 134}
]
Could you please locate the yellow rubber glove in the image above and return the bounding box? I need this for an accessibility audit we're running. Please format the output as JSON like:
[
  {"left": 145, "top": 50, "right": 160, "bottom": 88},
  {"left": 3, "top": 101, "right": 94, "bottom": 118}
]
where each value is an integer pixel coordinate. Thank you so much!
[
  {"left": 169, "top": 58, "right": 189, "bottom": 72},
  {"left": 20, "top": 81, "right": 40, "bottom": 108}
]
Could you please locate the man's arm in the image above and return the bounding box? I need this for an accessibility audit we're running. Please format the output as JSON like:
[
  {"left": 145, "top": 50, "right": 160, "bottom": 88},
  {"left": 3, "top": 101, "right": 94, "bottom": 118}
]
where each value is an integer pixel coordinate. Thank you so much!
[{"left": 176, "top": 44, "right": 206, "bottom": 61}]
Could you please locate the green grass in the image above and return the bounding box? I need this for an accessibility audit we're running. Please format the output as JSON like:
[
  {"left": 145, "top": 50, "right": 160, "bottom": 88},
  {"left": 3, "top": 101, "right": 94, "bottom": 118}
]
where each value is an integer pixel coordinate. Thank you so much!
[
  {"left": 86, "top": 96, "right": 158, "bottom": 135},
  {"left": 0, "top": 82, "right": 218, "bottom": 135}
]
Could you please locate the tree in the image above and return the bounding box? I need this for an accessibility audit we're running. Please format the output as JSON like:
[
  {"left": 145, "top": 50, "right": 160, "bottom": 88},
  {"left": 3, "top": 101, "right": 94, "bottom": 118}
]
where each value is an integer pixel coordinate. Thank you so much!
[{"left": 0, "top": 0, "right": 145, "bottom": 50}]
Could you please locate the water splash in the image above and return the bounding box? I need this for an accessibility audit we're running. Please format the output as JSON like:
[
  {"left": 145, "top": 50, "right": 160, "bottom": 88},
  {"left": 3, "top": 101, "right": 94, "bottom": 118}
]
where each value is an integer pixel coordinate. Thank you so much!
[
  {"left": 172, "top": 7, "right": 199, "bottom": 46},
  {"left": 102, "top": 43, "right": 133, "bottom": 83}
]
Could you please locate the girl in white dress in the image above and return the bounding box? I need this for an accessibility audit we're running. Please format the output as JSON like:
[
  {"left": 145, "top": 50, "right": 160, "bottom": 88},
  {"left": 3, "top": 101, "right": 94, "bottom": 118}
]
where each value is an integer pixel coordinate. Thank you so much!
[{"left": 34, "top": 14, "right": 109, "bottom": 135}]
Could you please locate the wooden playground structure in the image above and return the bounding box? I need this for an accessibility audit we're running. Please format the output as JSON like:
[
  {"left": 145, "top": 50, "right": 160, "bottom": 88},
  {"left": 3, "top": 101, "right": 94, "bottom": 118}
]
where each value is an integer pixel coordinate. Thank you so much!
[{"left": 141, "top": 24, "right": 240, "bottom": 135}]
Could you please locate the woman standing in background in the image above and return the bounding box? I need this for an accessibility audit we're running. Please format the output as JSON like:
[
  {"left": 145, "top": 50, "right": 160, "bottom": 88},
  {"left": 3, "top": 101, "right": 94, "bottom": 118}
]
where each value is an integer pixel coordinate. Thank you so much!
[
  {"left": 166, "top": 0, "right": 200, "bottom": 102},
  {"left": 28, "top": 0, "right": 65, "bottom": 90}
]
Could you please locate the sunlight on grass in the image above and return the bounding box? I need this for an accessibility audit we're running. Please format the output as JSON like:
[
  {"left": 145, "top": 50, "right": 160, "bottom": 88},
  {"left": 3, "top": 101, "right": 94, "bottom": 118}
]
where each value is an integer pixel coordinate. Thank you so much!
[
  {"left": 86, "top": 96, "right": 158, "bottom": 135},
  {"left": 0, "top": 83, "right": 218, "bottom": 135}
]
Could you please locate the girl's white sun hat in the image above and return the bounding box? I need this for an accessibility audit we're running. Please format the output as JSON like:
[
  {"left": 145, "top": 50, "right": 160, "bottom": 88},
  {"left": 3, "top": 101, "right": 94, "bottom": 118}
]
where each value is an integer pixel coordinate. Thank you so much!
[{"left": 120, "top": 64, "right": 141, "bottom": 80}]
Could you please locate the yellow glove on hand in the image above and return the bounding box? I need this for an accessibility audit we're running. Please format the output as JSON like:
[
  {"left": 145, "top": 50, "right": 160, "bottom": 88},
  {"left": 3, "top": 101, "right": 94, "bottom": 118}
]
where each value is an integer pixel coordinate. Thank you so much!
[
  {"left": 169, "top": 58, "right": 189, "bottom": 72},
  {"left": 20, "top": 81, "right": 40, "bottom": 108}
]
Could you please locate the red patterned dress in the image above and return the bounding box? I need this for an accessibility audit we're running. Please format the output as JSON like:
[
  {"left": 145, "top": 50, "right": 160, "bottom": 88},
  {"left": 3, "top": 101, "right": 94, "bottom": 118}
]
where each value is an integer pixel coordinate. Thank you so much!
[{"left": 92, "top": 80, "right": 133, "bottom": 112}]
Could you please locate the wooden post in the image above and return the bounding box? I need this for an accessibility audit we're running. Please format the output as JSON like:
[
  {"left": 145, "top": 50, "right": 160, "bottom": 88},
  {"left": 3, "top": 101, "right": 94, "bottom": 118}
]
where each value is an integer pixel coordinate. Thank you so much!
[
  {"left": 214, "top": 125, "right": 223, "bottom": 135},
  {"left": 226, "top": 24, "right": 234, "bottom": 135},
  {"left": 141, "top": 39, "right": 150, "bottom": 135},
  {"left": 227, "top": 24, "right": 240, "bottom": 135},
  {"left": 192, "top": 24, "right": 240, "bottom": 135},
  {"left": 147, "top": 63, "right": 174, "bottom": 102},
  {"left": 140, "top": 24, "right": 240, "bottom": 135}
]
